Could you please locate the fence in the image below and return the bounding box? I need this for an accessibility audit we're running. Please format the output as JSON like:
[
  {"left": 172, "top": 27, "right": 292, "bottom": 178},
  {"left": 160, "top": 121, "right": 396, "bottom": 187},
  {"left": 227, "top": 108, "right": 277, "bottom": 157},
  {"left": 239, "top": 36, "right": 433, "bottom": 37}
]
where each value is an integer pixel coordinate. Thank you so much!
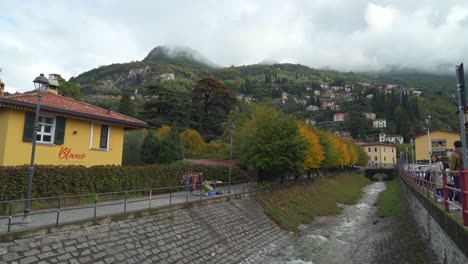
[
  {"left": 0, "top": 180, "right": 253, "bottom": 233},
  {"left": 398, "top": 165, "right": 468, "bottom": 226}
]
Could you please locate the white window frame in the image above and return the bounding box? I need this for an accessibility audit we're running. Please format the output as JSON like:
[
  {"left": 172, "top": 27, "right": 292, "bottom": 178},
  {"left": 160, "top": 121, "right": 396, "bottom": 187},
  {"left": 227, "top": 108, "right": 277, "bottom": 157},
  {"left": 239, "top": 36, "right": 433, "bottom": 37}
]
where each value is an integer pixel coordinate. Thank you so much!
[
  {"left": 36, "top": 115, "right": 56, "bottom": 144},
  {"left": 89, "top": 122, "right": 110, "bottom": 151}
]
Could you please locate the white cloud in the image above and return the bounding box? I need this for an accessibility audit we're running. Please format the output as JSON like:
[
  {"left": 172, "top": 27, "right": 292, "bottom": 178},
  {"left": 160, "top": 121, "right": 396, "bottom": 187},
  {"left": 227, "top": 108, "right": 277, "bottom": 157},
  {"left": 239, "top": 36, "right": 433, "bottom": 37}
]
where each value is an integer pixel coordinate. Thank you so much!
[{"left": 1, "top": 0, "right": 468, "bottom": 92}]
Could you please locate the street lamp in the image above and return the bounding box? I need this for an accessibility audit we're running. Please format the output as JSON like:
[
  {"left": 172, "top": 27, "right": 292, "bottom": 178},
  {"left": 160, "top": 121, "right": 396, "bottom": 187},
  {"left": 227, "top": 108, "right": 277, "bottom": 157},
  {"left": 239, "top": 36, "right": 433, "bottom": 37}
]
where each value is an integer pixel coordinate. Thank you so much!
[
  {"left": 425, "top": 115, "right": 432, "bottom": 166},
  {"left": 405, "top": 147, "right": 408, "bottom": 165},
  {"left": 22, "top": 73, "right": 49, "bottom": 224},
  {"left": 227, "top": 123, "right": 236, "bottom": 194},
  {"left": 410, "top": 137, "right": 415, "bottom": 167}
]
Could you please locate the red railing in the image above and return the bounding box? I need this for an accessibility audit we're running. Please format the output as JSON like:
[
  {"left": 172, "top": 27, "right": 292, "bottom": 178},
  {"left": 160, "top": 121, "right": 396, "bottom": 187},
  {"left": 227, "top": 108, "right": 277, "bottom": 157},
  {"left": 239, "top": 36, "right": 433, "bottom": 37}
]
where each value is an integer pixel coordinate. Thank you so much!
[{"left": 398, "top": 165, "right": 468, "bottom": 226}]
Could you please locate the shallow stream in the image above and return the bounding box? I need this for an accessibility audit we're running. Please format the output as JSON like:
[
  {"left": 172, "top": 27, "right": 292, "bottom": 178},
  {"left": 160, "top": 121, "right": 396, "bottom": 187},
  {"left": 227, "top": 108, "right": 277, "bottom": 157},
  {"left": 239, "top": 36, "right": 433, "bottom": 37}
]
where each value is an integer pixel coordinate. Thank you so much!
[{"left": 267, "top": 181, "right": 440, "bottom": 264}]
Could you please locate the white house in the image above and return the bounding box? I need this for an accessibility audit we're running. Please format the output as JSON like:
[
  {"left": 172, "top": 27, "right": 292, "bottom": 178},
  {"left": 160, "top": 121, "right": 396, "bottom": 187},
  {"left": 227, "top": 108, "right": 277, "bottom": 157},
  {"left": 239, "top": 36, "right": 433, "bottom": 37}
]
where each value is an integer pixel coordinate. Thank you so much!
[
  {"left": 379, "top": 132, "right": 404, "bottom": 144},
  {"left": 373, "top": 119, "right": 387, "bottom": 128},
  {"left": 307, "top": 105, "right": 319, "bottom": 111}
]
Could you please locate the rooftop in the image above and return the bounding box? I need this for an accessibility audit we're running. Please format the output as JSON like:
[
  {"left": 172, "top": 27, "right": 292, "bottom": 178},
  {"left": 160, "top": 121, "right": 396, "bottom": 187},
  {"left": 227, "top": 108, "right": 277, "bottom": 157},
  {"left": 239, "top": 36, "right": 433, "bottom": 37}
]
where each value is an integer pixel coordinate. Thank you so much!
[{"left": 0, "top": 91, "right": 148, "bottom": 129}]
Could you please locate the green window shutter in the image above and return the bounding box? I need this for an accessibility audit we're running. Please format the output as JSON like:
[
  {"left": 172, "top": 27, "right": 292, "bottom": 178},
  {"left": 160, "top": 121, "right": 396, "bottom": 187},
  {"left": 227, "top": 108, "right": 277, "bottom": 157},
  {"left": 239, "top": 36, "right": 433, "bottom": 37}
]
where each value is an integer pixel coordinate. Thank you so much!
[
  {"left": 23, "top": 112, "right": 35, "bottom": 142},
  {"left": 54, "top": 117, "right": 66, "bottom": 145},
  {"left": 99, "top": 124, "right": 109, "bottom": 149}
]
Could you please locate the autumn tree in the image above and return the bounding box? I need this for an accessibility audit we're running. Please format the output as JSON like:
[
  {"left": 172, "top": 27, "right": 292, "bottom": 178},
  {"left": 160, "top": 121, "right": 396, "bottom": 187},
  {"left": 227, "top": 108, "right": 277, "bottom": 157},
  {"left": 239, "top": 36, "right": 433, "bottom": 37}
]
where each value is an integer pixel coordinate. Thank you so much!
[
  {"left": 180, "top": 129, "right": 206, "bottom": 158},
  {"left": 298, "top": 121, "right": 324, "bottom": 176},
  {"left": 317, "top": 130, "right": 341, "bottom": 170},
  {"left": 156, "top": 124, "right": 171, "bottom": 138}
]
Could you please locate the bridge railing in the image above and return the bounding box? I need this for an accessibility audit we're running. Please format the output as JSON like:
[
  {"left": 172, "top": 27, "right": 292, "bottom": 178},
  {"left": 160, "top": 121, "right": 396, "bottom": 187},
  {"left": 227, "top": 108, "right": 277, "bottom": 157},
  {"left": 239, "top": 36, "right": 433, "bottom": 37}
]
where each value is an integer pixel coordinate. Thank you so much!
[
  {"left": 398, "top": 165, "right": 468, "bottom": 226},
  {"left": 0, "top": 180, "right": 253, "bottom": 233}
]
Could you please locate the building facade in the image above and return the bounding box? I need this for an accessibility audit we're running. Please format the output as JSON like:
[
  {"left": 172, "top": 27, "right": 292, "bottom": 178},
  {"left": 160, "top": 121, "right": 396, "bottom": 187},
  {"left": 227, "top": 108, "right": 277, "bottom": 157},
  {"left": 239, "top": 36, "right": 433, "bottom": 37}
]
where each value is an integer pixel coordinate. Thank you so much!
[
  {"left": 414, "top": 130, "right": 460, "bottom": 162},
  {"left": 0, "top": 89, "right": 148, "bottom": 167},
  {"left": 362, "top": 142, "right": 396, "bottom": 168}
]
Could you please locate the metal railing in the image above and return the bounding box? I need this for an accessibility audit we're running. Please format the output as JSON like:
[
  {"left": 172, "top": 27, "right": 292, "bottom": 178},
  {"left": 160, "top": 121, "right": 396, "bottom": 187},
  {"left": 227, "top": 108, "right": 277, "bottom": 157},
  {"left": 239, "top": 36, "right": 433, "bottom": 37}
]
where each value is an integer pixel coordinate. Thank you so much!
[
  {"left": 0, "top": 180, "right": 253, "bottom": 233},
  {"left": 399, "top": 165, "right": 468, "bottom": 226}
]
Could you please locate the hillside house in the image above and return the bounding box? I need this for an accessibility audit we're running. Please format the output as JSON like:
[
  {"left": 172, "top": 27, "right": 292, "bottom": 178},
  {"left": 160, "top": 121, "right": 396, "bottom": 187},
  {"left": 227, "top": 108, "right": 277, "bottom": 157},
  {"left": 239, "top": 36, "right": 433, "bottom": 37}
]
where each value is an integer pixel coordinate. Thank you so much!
[
  {"left": 362, "top": 143, "right": 396, "bottom": 168},
  {"left": 373, "top": 119, "right": 387, "bottom": 128},
  {"left": 334, "top": 130, "right": 352, "bottom": 139},
  {"left": 363, "top": 112, "right": 376, "bottom": 121},
  {"left": 333, "top": 113, "right": 345, "bottom": 122},
  {"left": 306, "top": 105, "right": 319, "bottom": 111}
]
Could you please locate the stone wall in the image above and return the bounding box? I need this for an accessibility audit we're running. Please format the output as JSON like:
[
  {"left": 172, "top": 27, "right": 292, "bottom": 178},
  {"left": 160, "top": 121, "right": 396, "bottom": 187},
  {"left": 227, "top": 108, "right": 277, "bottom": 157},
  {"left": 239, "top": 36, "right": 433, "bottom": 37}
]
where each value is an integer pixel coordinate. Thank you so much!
[
  {"left": 401, "top": 178, "right": 468, "bottom": 264},
  {"left": 0, "top": 196, "right": 290, "bottom": 263}
]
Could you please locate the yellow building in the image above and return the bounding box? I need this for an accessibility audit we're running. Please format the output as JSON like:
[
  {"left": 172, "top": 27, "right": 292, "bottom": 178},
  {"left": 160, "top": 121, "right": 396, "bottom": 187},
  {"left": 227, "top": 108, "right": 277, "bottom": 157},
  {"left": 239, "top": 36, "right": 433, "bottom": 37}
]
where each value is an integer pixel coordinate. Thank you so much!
[
  {"left": 362, "top": 143, "right": 396, "bottom": 168},
  {"left": 0, "top": 89, "right": 148, "bottom": 167},
  {"left": 414, "top": 130, "right": 460, "bottom": 162}
]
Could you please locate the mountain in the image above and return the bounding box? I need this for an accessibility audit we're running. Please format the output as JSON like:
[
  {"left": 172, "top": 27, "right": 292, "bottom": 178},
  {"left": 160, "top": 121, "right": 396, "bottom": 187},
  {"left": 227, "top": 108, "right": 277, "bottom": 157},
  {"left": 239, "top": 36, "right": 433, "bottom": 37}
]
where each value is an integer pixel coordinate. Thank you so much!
[
  {"left": 70, "top": 46, "right": 215, "bottom": 95},
  {"left": 69, "top": 45, "right": 459, "bottom": 99}
]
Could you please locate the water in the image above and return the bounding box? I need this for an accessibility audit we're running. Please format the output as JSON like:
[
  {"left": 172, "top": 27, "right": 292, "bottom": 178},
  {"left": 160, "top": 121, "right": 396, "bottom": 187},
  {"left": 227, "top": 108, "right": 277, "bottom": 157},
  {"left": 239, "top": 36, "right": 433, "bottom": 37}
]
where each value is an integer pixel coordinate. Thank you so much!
[{"left": 268, "top": 181, "right": 440, "bottom": 264}]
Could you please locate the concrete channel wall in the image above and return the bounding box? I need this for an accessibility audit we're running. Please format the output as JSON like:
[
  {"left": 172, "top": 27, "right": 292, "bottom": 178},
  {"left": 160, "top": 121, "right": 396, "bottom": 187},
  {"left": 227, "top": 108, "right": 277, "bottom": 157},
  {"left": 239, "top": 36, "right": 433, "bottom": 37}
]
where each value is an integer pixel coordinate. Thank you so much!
[
  {"left": 0, "top": 194, "right": 290, "bottom": 263},
  {"left": 401, "top": 178, "right": 468, "bottom": 264}
]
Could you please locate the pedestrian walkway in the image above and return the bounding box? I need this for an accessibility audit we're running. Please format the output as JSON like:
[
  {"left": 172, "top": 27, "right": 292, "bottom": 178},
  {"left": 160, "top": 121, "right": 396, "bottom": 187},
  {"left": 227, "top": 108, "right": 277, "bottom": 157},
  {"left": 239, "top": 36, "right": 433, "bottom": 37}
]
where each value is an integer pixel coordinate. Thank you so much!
[{"left": 0, "top": 182, "right": 251, "bottom": 233}]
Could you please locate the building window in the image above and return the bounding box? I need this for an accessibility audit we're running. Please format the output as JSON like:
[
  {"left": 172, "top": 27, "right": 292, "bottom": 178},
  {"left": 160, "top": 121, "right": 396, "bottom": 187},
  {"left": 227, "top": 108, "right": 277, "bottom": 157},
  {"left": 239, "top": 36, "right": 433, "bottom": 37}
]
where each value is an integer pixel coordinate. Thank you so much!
[
  {"left": 374, "top": 147, "right": 377, "bottom": 152},
  {"left": 375, "top": 156, "right": 377, "bottom": 161},
  {"left": 384, "top": 157, "right": 386, "bottom": 161},
  {"left": 36, "top": 116, "right": 55, "bottom": 143},
  {"left": 384, "top": 147, "right": 386, "bottom": 152},
  {"left": 100, "top": 124, "right": 110, "bottom": 149},
  {"left": 368, "top": 148, "right": 371, "bottom": 152},
  {"left": 23, "top": 112, "right": 66, "bottom": 145}
]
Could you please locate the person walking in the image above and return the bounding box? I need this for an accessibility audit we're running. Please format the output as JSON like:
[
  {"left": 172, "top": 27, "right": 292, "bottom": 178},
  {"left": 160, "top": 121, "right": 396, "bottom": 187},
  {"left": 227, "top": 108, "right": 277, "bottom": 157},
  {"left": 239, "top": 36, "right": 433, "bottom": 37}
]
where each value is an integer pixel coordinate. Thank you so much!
[
  {"left": 449, "top": 140, "right": 462, "bottom": 203},
  {"left": 431, "top": 154, "right": 444, "bottom": 202}
]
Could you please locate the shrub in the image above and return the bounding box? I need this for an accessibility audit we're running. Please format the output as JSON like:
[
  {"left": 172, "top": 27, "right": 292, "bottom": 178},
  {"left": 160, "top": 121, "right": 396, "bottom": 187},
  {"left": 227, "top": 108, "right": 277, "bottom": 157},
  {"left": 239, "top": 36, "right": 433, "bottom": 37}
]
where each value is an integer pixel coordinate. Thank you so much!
[{"left": 0, "top": 162, "right": 249, "bottom": 200}]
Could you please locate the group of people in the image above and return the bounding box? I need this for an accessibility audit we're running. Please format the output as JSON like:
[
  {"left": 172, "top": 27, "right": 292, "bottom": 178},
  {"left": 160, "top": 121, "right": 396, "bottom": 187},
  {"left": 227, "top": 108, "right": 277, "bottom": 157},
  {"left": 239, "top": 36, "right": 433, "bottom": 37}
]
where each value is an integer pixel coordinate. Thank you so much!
[
  {"left": 423, "top": 140, "right": 462, "bottom": 203},
  {"left": 180, "top": 173, "right": 223, "bottom": 196}
]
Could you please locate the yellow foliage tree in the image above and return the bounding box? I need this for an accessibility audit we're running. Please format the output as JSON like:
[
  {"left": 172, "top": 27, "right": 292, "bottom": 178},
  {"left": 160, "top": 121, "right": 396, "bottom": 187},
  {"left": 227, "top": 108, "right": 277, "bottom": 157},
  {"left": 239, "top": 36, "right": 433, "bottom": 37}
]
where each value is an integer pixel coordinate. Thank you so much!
[
  {"left": 330, "top": 135, "right": 350, "bottom": 166},
  {"left": 298, "top": 122, "right": 324, "bottom": 169},
  {"left": 346, "top": 141, "right": 358, "bottom": 165},
  {"left": 179, "top": 129, "right": 206, "bottom": 158},
  {"left": 156, "top": 124, "right": 171, "bottom": 138}
]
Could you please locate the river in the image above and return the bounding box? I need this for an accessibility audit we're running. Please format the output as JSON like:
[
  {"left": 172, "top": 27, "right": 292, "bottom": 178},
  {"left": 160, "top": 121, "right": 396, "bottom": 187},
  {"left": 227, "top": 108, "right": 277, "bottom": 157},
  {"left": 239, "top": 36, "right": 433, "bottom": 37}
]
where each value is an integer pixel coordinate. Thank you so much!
[{"left": 266, "top": 181, "right": 440, "bottom": 264}]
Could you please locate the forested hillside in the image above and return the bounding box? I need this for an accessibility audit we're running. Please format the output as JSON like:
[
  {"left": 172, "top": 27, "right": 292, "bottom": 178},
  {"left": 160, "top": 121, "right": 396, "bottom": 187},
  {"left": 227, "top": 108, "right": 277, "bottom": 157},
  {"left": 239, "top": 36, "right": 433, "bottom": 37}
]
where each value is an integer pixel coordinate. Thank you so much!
[{"left": 65, "top": 45, "right": 460, "bottom": 144}]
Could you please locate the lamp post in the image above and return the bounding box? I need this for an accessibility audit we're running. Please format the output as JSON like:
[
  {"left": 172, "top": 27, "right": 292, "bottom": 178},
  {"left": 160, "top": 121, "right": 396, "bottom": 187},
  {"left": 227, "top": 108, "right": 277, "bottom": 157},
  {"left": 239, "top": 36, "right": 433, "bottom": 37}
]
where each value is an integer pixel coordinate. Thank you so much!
[
  {"left": 425, "top": 115, "right": 432, "bottom": 166},
  {"left": 227, "top": 123, "right": 235, "bottom": 194},
  {"left": 405, "top": 147, "right": 409, "bottom": 165},
  {"left": 410, "top": 137, "right": 415, "bottom": 167},
  {"left": 22, "top": 74, "right": 49, "bottom": 224}
]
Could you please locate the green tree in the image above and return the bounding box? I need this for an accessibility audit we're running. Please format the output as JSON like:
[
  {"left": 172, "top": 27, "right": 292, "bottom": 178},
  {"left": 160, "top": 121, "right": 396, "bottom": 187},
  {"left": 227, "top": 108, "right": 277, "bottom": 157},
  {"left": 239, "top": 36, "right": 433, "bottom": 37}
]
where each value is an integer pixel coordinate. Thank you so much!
[
  {"left": 140, "top": 81, "right": 191, "bottom": 129},
  {"left": 117, "top": 91, "right": 136, "bottom": 117},
  {"left": 54, "top": 74, "right": 83, "bottom": 100},
  {"left": 140, "top": 130, "right": 160, "bottom": 164},
  {"left": 157, "top": 125, "right": 183, "bottom": 163},
  {"left": 122, "top": 130, "right": 146, "bottom": 165},
  {"left": 238, "top": 105, "right": 307, "bottom": 182},
  {"left": 191, "top": 77, "right": 237, "bottom": 141}
]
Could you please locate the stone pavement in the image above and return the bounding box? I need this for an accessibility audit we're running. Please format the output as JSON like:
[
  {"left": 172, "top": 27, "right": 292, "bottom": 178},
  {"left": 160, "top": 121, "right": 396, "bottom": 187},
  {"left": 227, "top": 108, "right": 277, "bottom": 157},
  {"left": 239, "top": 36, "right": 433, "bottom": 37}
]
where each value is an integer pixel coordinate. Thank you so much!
[{"left": 0, "top": 197, "right": 290, "bottom": 263}]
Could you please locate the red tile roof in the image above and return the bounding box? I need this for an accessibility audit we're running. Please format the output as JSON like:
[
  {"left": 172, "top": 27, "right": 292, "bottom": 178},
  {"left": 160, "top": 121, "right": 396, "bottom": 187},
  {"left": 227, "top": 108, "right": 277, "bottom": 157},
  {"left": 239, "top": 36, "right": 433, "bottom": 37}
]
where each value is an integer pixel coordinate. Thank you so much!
[{"left": 0, "top": 91, "right": 148, "bottom": 129}]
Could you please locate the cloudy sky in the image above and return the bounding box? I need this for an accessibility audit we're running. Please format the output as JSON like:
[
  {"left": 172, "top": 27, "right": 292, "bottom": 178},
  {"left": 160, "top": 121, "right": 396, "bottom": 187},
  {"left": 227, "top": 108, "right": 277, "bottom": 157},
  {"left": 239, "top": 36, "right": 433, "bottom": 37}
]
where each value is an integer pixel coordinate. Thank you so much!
[{"left": 2, "top": 0, "right": 468, "bottom": 92}]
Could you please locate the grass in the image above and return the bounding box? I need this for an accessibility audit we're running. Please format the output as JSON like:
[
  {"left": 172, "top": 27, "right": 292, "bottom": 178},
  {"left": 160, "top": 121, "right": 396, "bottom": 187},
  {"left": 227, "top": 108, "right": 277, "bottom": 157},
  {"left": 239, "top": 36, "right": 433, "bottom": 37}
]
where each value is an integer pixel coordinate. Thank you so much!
[
  {"left": 257, "top": 173, "right": 371, "bottom": 232},
  {"left": 375, "top": 178, "right": 404, "bottom": 217}
]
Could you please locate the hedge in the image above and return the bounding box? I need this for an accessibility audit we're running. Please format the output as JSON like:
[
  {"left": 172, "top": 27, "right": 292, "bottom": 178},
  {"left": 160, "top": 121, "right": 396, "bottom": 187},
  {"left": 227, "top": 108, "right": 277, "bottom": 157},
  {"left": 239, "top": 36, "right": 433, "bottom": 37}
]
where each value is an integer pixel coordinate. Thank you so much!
[{"left": 0, "top": 162, "right": 250, "bottom": 201}]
